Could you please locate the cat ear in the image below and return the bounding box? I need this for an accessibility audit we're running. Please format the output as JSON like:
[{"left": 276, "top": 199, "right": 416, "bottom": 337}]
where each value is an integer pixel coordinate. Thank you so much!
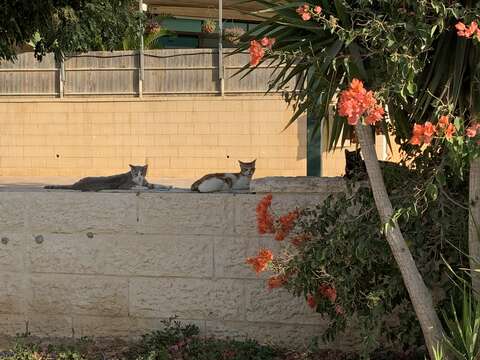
[
  {"left": 143, "top": 165, "right": 148, "bottom": 175},
  {"left": 129, "top": 164, "right": 134, "bottom": 169}
]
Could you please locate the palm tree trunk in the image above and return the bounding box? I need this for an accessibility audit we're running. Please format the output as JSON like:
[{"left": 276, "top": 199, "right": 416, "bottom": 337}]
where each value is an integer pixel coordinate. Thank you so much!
[
  {"left": 355, "top": 124, "right": 445, "bottom": 358},
  {"left": 469, "top": 157, "right": 480, "bottom": 295}
]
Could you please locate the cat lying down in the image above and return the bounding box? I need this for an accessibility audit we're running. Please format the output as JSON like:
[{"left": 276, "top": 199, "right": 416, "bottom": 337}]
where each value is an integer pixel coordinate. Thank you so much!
[
  {"left": 191, "top": 160, "right": 255, "bottom": 193},
  {"left": 44, "top": 165, "right": 172, "bottom": 192}
]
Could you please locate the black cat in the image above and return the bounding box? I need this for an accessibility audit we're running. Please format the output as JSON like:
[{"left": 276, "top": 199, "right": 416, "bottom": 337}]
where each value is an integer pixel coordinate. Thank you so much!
[
  {"left": 344, "top": 149, "right": 407, "bottom": 180},
  {"left": 344, "top": 149, "right": 367, "bottom": 179},
  {"left": 44, "top": 164, "right": 155, "bottom": 191}
]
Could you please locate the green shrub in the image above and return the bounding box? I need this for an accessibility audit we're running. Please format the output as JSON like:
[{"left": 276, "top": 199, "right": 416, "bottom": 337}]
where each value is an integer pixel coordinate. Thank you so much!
[{"left": 250, "top": 160, "right": 468, "bottom": 355}]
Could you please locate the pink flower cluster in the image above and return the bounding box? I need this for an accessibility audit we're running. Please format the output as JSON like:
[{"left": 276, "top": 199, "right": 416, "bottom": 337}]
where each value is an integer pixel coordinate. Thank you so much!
[
  {"left": 337, "top": 79, "right": 385, "bottom": 126},
  {"left": 249, "top": 37, "right": 275, "bottom": 67},
  {"left": 410, "top": 115, "right": 479, "bottom": 146},
  {"left": 456, "top": 21, "right": 480, "bottom": 40},
  {"left": 296, "top": 4, "right": 322, "bottom": 21},
  {"left": 466, "top": 123, "right": 480, "bottom": 138}
]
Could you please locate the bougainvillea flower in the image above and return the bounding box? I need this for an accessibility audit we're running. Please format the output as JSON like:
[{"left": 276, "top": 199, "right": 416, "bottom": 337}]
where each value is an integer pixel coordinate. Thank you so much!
[
  {"left": 338, "top": 78, "right": 384, "bottom": 126},
  {"left": 301, "top": 12, "right": 311, "bottom": 21},
  {"left": 246, "top": 249, "right": 273, "bottom": 273},
  {"left": 256, "top": 194, "right": 274, "bottom": 234},
  {"left": 466, "top": 123, "right": 480, "bottom": 138},
  {"left": 260, "top": 37, "right": 275, "bottom": 49},
  {"left": 444, "top": 123, "right": 456, "bottom": 140},
  {"left": 410, "top": 124, "right": 425, "bottom": 145},
  {"left": 319, "top": 284, "right": 337, "bottom": 303},
  {"left": 249, "top": 40, "right": 265, "bottom": 66},
  {"left": 296, "top": 4, "right": 311, "bottom": 21},
  {"left": 291, "top": 233, "right": 311, "bottom": 247},
  {"left": 306, "top": 294, "right": 316, "bottom": 309},
  {"left": 365, "top": 106, "right": 385, "bottom": 125},
  {"left": 438, "top": 115, "right": 450, "bottom": 129},
  {"left": 423, "top": 121, "right": 436, "bottom": 137},
  {"left": 275, "top": 230, "right": 285, "bottom": 241},
  {"left": 456, "top": 21, "right": 479, "bottom": 38},
  {"left": 275, "top": 209, "right": 299, "bottom": 240},
  {"left": 267, "top": 275, "right": 287, "bottom": 290},
  {"left": 314, "top": 6, "right": 322, "bottom": 14}
]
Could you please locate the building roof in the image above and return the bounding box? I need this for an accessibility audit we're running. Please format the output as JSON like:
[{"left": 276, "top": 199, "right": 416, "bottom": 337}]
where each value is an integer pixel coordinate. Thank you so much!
[{"left": 145, "top": 0, "right": 265, "bottom": 21}]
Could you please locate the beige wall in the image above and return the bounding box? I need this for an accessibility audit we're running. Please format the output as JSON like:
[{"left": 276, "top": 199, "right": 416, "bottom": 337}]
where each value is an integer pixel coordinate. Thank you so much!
[
  {"left": 0, "top": 178, "right": 356, "bottom": 349},
  {"left": 0, "top": 95, "right": 398, "bottom": 181},
  {"left": 0, "top": 96, "right": 307, "bottom": 180}
]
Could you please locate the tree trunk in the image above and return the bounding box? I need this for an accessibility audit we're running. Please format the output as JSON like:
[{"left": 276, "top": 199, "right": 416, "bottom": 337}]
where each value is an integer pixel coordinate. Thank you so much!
[
  {"left": 355, "top": 124, "right": 445, "bottom": 359},
  {"left": 469, "top": 157, "right": 480, "bottom": 295}
]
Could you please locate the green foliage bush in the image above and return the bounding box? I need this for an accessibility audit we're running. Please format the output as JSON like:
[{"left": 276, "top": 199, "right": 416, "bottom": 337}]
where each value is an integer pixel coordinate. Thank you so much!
[
  {"left": 130, "top": 317, "right": 282, "bottom": 360},
  {"left": 260, "top": 157, "right": 468, "bottom": 355}
]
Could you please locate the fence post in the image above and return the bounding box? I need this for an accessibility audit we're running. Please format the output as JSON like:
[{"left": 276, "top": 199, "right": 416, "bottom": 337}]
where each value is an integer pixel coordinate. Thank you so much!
[
  {"left": 218, "top": 0, "right": 224, "bottom": 96},
  {"left": 59, "top": 57, "right": 65, "bottom": 98},
  {"left": 138, "top": 0, "right": 145, "bottom": 98}
]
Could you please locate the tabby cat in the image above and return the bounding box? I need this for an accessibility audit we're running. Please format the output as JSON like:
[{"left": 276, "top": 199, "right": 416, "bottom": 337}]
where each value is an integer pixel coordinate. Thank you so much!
[
  {"left": 44, "top": 164, "right": 162, "bottom": 191},
  {"left": 191, "top": 160, "right": 256, "bottom": 193}
]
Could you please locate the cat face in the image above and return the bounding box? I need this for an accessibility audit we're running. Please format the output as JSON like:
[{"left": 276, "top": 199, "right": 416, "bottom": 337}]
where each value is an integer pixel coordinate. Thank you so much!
[
  {"left": 345, "top": 149, "right": 362, "bottom": 163},
  {"left": 239, "top": 160, "right": 256, "bottom": 177},
  {"left": 345, "top": 149, "right": 365, "bottom": 178},
  {"left": 129, "top": 164, "right": 148, "bottom": 186}
]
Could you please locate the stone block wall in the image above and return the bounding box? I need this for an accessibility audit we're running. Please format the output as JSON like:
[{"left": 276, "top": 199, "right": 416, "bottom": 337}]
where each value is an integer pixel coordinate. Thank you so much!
[{"left": 0, "top": 177, "right": 355, "bottom": 348}]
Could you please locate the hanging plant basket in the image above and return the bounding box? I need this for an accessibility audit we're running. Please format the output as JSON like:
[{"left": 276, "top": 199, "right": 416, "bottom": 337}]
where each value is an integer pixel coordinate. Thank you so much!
[
  {"left": 223, "top": 27, "right": 245, "bottom": 45},
  {"left": 145, "top": 19, "right": 161, "bottom": 34},
  {"left": 201, "top": 19, "right": 217, "bottom": 34}
]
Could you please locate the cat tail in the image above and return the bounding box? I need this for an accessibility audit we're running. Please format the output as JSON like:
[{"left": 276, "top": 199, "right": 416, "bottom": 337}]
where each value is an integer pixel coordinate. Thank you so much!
[
  {"left": 190, "top": 180, "right": 200, "bottom": 192},
  {"left": 44, "top": 185, "right": 74, "bottom": 190}
]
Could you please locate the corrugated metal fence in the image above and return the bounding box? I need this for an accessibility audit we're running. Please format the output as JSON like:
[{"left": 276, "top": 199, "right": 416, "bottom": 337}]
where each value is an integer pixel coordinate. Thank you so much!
[{"left": 0, "top": 49, "right": 288, "bottom": 97}]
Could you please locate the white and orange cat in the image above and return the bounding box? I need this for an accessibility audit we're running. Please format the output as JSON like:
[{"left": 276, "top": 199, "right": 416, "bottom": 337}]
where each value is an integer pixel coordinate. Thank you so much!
[{"left": 191, "top": 160, "right": 256, "bottom": 193}]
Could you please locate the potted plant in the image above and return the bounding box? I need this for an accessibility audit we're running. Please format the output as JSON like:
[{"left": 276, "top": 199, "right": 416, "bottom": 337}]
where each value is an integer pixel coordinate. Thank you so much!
[
  {"left": 223, "top": 27, "right": 245, "bottom": 45},
  {"left": 201, "top": 19, "right": 216, "bottom": 34}
]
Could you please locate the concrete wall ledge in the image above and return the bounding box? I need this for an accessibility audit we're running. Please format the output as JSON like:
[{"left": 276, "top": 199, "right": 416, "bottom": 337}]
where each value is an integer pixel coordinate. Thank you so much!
[{"left": 251, "top": 176, "right": 346, "bottom": 193}]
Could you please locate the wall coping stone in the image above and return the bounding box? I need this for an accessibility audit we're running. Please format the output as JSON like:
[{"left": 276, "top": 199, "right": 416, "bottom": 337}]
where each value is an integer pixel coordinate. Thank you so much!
[{"left": 251, "top": 176, "right": 346, "bottom": 193}]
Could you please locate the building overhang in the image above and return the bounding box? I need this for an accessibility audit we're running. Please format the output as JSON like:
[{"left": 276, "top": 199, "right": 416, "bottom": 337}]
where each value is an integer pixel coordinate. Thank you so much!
[{"left": 144, "top": 0, "right": 266, "bottom": 21}]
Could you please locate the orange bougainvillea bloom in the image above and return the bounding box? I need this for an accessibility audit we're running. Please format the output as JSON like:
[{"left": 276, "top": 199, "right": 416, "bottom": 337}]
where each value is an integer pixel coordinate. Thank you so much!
[
  {"left": 249, "top": 40, "right": 264, "bottom": 67},
  {"left": 296, "top": 4, "right": 311, "bottom": 21},
  {"left": 410, "top": 124, "right": 425, "bottom": 145},
  {"left": 456, "top": 21, "right": 479, "bottom": 38},
  {"left": 423, "top": 121, "right": 436, "bottom": 137},
  {"left": 438, "top": 115, "right": 449, "bottom": 129},
  {"left": 306, "top": 294, "right": 316, "bottom": 309},
  {"left": 337, "top": 78, "right": 384, "bottom": 126},
  {"left": 319, "top": 284, "right": 337, "bottom": 303},
  {"left": 256, "top": 194, "right": 274, "bottom": 234},
  {"left": 466, "top": 123, "right": 480, "bottom": 138},
  {"left": 275, "top": 209, "right": 299, "bottom": 241},
  {"left": 365, "top": 106, "right": 385, "bottom": 125},
  {"left": 246, "top": 249, "right": 273, "bottom": 274},
  {"left": 444, "top": 123, "right": 456, "bottom": 140},
  {"left": 291, "top": 233, "right": 311, "bottom": 247},
  {"left": 260, "top": 37, "right": 275, "bottom": 49},
  {"left": 267, "top": 275, "right": 287, "bottom": 290},
  {"left": 249, "top": 37, "right": 276, "bottom": 67}
]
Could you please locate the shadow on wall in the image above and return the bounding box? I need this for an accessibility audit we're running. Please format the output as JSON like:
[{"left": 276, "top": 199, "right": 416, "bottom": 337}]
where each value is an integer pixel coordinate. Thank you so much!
[{"left": 296, "top": 114, "right": 307, "bottom": 161}]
